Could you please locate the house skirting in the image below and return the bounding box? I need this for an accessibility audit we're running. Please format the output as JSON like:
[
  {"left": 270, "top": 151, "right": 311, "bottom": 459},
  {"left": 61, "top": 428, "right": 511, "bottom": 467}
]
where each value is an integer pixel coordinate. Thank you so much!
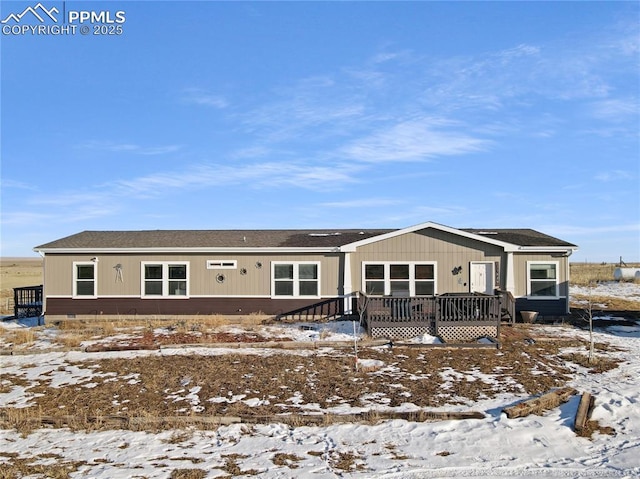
[
  {"left": 515, "top": 298, "right": 569, "bottom": 316},
  {"left": 43, "top": 297, "right": 332, "bottom": 320},
  {"left": 369, "top": 324, "right": 436, "bottom": 339}
]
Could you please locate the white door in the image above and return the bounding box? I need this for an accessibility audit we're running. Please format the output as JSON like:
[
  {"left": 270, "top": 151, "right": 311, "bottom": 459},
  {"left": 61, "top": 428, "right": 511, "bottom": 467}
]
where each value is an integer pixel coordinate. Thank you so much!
[{"left": 470, "top": 262, "right": 494, "bottom": 294}]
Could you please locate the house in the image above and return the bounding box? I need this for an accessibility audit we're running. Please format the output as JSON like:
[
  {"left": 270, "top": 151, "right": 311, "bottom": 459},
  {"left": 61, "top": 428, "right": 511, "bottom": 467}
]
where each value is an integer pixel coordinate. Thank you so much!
[{"left": 33, "top": 222, "right": 577, "bottom": 338}]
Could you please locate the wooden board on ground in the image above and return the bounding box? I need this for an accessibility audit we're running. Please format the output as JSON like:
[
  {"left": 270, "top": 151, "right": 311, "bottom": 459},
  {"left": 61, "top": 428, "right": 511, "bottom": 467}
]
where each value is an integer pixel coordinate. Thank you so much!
[
  {"left": 503, "top": 387, "right": 578, "bottom": 419},
  {"left": 574, "top": 392, "right": 595, "bottom": 435}
]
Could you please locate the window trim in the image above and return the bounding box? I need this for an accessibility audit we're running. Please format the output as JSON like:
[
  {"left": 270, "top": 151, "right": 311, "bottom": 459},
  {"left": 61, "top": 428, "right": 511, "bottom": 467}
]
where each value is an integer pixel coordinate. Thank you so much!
[
  {"left": 73, "top": 261, "right": 97, "bottom": 298},
  {"left": 271, "top": 261, "right": 321, "bottom": 298},
  {"left": 141, "top": 261, "right": 190, "bottom": 298},
  {"left": 206, "top": 260, "right": 237, "bottom": 270},
  {"left": 362, "top": 261, "right": 437, "bottom": 296},
  {"left": 526, "top": 261, "right": 560, "bottom": 299}
]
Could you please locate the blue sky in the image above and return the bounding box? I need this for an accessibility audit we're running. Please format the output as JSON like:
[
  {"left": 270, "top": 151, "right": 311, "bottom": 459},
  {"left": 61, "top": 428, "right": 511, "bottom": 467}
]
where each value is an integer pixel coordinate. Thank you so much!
[{"left": 1, "top": 1, "right": 638, "bottom": 261}]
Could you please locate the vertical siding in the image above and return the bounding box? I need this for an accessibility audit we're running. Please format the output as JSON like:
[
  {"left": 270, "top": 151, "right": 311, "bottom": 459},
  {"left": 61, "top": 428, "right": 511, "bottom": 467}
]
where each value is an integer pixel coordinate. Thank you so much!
[
  {"left": 512, "top": 253, "right": 569, "bottom": 298},
  {"left": 44, "top": 252, "right": 341, "bottom": 297},
  {"left": 351, "top": 229, "right": 504, "bottom": 294}
]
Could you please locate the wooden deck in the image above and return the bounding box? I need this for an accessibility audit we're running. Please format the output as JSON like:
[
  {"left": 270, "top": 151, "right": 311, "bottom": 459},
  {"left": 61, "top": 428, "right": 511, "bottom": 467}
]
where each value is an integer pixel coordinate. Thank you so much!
[
  {"left": 13, "top": 285, "right": 43, "bottom": 319},
  {"left": 361, "top": 292, "right": 514, "bottom": 341}
]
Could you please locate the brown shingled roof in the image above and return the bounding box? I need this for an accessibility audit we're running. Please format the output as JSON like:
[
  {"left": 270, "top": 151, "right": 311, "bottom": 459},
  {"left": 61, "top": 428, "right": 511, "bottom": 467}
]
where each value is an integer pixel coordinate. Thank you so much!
[
  {"left": 461, "top": 228, "right": 577, "bottom": 247},
  {"left": 34, "top": 226, "right": 576, "bottom": 250},
  {"left": 34, "top": 229, "right": 395, "bottom": 249}
]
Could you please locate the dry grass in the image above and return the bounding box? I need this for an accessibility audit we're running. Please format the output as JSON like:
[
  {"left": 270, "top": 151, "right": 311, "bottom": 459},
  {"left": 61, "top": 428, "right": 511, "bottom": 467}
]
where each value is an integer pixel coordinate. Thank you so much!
[
  {"left": 329, "top": 450, "right": 367, "bottom": 472},
  {"left": 570, "top": 262, "right": 640, "bottom": 286},
  {"left": 0, "top": 258, "right": 42, "bottom": 315},
  {"left": 0, "top": 454, "right": 86, "bottom": 479},
  {"left": 571, "top": 295, "right": 640, "bottom": 311},
  {"left": 558, "top": 353, "right": 620, "bottom": 374},
  {"left": 576, "top": 420, "right": 616, "bottom": 439},
  {"left": 169, "top": 469, "right": 207, "bottom": 479},
  {"left": 271, "top": 452, "right": 303, "bottom": 468},
  {"left": 218, "top": 454, "right": 259, "bottom": 476},
  {"left": 4, "top": 328, "right": 36, "bottom": 346}
]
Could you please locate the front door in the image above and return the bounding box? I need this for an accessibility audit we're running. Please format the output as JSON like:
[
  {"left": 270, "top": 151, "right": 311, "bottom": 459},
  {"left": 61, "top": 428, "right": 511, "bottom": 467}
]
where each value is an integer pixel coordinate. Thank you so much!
[{"left": 470, "top": 262, "right": 494, "bottom": 294}]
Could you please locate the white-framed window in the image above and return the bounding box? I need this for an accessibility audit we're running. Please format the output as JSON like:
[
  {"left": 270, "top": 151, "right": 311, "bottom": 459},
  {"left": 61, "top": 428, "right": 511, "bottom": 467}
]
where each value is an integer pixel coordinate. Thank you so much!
[
  {"left": 206, "top": 260, "right": 237, "bottom": 270},
  {"left": 527, "top": 261, "right": 559, "bottom": 298},
  {"left": 271, "top": 261, "right": 320, "bottom": 298},
  {"left": 73, "top": 261, "right": 97, "bottom": 297},
  {"left": 362, "top": 262, "right": 436, "bottom": 296},
  {"left": 141, "top": 262, "right": 189, "bottom": 297}
]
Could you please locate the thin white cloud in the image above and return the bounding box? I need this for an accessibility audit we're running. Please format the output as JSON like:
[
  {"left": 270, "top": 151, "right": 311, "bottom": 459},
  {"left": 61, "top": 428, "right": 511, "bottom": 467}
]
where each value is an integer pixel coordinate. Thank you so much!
[
  {"left": 182, "top": 88, "right": 228, "bottom": 108},
  {"left": 342, "top": 118, "right": 490, "bottom": 163},
  {"left": 229, "top": 146, "right": 272, "bottom": 160},
  {"left": 594, "top": 170, "right": 634, "bottom": 182},
  {"left": 589, "top": 98, "right": 638, "bottom": 122},
  {"left": 78, "top": 141, "right": 182, "bottom": 156},
  {"left": 114, "top": 161, "right": 362, "bottom": 197},
  {"left": 319, "top": 198, "right": 404, "bottom": 208},
  {"left": 28, "top": 191, "right": 115, "bottom": 207},
  {"left": 1, "top": 207, "right": 114, "bottom": 226},
  {"left": 0, "top": 179, "right": 36, "bottom": 190},
  {"left": 7, "top": 159, "right": 363, "bottom": 230}
]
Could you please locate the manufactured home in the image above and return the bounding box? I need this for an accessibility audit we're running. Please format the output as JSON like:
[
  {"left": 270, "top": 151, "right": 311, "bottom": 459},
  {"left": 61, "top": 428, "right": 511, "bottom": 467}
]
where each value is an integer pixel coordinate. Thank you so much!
[{"left": 34, "top": 222, "right": 577, "bottom": 338}]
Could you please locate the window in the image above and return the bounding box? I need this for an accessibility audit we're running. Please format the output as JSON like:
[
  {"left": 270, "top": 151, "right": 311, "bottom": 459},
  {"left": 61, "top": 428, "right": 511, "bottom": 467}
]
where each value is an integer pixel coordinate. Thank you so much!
[
  {"left": 364, "top": 264, "right": 385, "bottom": 295},
  {"left": 142, "top": 262, "right": 189, "bottom": 297},
  {"left": 74, "top": 262, "right": 96, "bottom": 297},
  {"left": 207, "top": 260, "right": 237, "bottom": 269},
  {"left": 528, "top": 262, "right": 559, "bottom": 297},
  {"left": 272, "top": 262, "right": 320, "bottom": 297},
  {"left": 363, "top": 262, "right": 436, "bottom": 296}
]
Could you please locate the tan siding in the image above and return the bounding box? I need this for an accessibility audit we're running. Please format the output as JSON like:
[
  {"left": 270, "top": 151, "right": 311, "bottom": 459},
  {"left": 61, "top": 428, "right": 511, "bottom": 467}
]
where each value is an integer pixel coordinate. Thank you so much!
[
  {"left": 44, "top": 253, "right": 341, "bottom": 298},
  {"left": 44, "top": 254, "right": 92, "bottom": 296},
  {"left": 351, "top": 229, "right": 504, "bottom": 294},
  {"left": 513, "top": 253, "right": 569, "bottom": 297}
]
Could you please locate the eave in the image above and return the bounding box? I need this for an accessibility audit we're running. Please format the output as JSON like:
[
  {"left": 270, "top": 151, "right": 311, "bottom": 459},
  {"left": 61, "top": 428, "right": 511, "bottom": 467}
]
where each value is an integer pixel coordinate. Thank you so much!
[{"left": 33, "top": 246, "right": 342, "bottom": 255}]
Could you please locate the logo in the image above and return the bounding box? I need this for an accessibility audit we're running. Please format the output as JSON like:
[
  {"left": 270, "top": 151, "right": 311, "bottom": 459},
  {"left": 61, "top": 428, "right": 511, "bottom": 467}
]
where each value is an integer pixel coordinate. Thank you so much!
[
  {"left": 1, "top": 3, "right": 58, "bottom": 23},
  {"left": 2, "top": 2, "right": 126, "bottom": 36}
]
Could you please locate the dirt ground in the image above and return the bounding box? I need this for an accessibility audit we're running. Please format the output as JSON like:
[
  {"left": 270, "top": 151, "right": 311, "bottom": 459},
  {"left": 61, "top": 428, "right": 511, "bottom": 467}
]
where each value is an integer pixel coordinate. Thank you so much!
[{"left": 0, "top": 325, "right": 620, "bottom": 431}]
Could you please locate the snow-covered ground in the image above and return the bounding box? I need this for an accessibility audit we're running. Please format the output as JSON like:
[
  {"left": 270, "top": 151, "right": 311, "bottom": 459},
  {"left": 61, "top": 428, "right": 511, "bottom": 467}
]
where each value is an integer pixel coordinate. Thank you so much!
[
  {"left": 1, "top": 287, "right": 639, "bottom": 478},
  {"left": 571, "top": 281, "right": 640, "bottom": 302}
]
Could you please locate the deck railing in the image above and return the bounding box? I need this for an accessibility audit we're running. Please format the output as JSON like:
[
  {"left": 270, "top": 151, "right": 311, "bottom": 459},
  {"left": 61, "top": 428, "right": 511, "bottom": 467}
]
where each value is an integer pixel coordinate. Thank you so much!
[
  {"left": 437, "top": 293, "right": 500, "bottom": 323},
  {"left": 361, "top": 292, "right": 503, "bottom": 328},
  {"left": 276, "top": 296, "right": 344, "bottom": 322},
  {"left": 497, "top": 290, "right": 516, "bottom": 324},
  {"left": 363, "top": 296, "right": 436, "bottom": 328},
  {"left": 13, "top": 285, "right": 43, "bottom": 318}
]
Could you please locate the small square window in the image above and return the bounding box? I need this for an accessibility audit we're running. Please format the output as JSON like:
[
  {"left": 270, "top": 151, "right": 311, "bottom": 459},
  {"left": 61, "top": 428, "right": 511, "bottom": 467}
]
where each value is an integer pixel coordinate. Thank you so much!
[
  {"left": 528, "top": 262, "right": 558, "bottom": 297},
  {"left": 74, "top": 263, "right": 96, "bottom": 297}
]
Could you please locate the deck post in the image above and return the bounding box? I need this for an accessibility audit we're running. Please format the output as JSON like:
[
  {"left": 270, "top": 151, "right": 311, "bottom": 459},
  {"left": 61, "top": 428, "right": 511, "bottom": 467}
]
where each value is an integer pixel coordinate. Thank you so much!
[
  {"left": 505, "top": 252, "right": 515, "bottom": 294},
  {"left": 342, "top": 252, "right": 353, "bottom": 314}
]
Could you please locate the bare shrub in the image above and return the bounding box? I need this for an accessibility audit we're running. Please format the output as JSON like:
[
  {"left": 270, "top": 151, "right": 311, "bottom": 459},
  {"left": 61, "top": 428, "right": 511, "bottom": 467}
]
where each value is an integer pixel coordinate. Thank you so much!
[
  {"left": 329, "top": 450, "right": 366, "bottom": 472},
  {"left": 165, "top": 429, "right": 194, "bottom": 444},
  {"left": 271, "top": 452, "right": 302, "bottom": 468},
  {"left": 169, "top": 469, "right": 207, "bottom": 479},
  {"left": 218, "top": 453, "right": 259, "bottom": 476}
]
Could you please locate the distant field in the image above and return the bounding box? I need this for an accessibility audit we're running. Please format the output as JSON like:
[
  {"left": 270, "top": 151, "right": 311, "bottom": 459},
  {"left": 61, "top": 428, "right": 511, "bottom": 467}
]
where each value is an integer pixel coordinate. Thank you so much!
[
  {"left": 1, "top": 259, "right": 637, "bottom": 315},
  {"left": 0, "top": 258, "right": 42, "bottom": 315},
  {"left": 570, "top": 262, "right": 639, "bottom": 286}
]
